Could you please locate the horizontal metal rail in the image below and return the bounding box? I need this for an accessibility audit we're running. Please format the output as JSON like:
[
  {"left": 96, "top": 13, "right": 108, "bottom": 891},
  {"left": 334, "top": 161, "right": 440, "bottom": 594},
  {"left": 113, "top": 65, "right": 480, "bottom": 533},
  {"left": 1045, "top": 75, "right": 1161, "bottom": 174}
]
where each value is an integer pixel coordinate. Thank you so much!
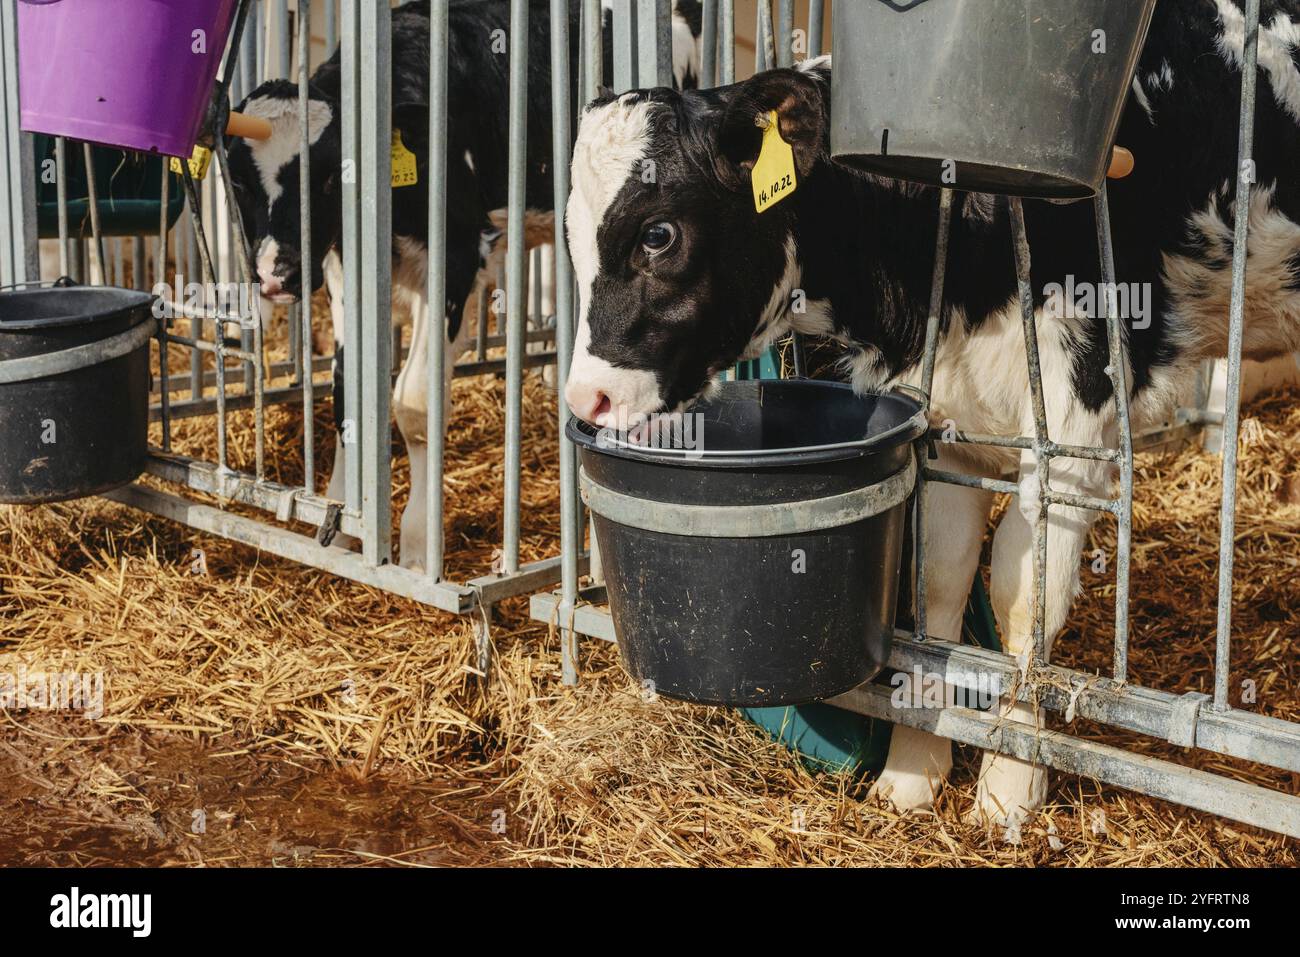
[
  {"left": 106, "top": 483, "right": 476, "bottom": 614},
  {"left": 832, "top": 682, "right": 1300, "bottom": 838}
]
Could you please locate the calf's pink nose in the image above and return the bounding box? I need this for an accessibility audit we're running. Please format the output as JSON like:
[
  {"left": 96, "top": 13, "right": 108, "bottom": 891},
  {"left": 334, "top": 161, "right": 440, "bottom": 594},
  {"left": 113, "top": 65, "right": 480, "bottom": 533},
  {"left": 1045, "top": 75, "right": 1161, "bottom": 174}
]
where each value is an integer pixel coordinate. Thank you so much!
[{"left": 566, "top": 383, "right": 612, "bottom": 425}]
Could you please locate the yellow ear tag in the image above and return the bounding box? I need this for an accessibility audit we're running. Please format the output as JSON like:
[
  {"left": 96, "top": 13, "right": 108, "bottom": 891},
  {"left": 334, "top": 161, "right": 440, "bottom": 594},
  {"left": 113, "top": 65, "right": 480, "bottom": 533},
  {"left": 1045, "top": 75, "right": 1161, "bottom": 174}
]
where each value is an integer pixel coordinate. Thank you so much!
[
  {"left": 751, "top": 110, "right": 796, "bottom": 213},
  {"left": 391, "top": 130, "right": 418, "bottom": 188},
  {"left": 170, "top": 145, "right": 212, "bottom": 181}
]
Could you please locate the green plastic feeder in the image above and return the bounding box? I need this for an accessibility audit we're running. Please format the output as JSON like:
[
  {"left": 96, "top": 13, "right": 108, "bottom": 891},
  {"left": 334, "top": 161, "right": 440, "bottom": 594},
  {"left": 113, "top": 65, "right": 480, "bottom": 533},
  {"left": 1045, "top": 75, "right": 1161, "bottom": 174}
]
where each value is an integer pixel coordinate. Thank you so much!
[{"left": 33, "top": 135, "right": 184, "bottom": 239}]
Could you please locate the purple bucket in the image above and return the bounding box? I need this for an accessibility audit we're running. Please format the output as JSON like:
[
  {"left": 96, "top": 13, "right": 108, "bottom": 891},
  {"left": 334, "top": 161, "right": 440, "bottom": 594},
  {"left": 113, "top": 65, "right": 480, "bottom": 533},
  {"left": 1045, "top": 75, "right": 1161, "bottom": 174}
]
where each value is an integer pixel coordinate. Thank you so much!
[{"left": 18, "top": 0, "right": 240, "bottom": 157}]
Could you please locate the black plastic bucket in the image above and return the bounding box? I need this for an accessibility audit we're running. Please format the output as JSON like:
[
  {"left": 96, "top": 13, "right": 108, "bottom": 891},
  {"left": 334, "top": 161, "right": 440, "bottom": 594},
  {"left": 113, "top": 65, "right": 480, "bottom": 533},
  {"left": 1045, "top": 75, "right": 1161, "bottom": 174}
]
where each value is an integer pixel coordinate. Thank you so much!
[
  {"left": 569, "top": 380, "right": 927, "bottom": 707},
  {"left": 830, "top": 0, "right": 1158, "bottom": 198},
  {"left": 0, "top": 284, "right": 157, "bottom": 504}
]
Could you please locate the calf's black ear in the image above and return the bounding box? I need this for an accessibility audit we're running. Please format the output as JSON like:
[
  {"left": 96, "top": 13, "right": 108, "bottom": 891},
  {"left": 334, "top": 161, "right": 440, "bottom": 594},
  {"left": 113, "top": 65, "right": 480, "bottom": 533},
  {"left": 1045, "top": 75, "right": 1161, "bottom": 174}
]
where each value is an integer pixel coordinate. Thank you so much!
[{"left": 714, "top": 68, "right": 828, "bottom": 191}]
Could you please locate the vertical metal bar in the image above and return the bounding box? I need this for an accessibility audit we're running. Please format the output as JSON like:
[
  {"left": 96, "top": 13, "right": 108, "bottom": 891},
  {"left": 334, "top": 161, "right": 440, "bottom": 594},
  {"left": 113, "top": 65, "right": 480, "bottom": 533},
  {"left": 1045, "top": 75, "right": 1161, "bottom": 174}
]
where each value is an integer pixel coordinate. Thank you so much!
[
  {"left": 340, "top": 0, "right": 362, "bottom": 513},
  {"left": 775, "top": 0, "right": 794, "bottom": 68},
  {"left": 583, "top": 0, "right": 603, "bottom": 99},
  {"left": 700, "top": 0, "right": 718, "bottom": 88},
  {"left": 1009, "top": 197, "right": 1051, "bottom": 665},
  {"left": 637, "top": 0, "right": 656, "bottom": 87},
  {"left": 1214, "top": 0, "right": 1262, "bottom": 712},
  {"left": 326, "top": 0, "right": 338, "bottom": 54},
  {"left": 0, "top": 3, "right": 36, "bottom": 285},
  {"left": 156, "top": 165, "right": 172, "bottom": 452},
  {"left": 273, "top": 0, "right": 291, "bottom": 79},
  {"left": 54, "top": 138, "right": 69, "bottom": 277},
  {"left": 298, "top": 0, "right": 316, "bottom": 493},
  {"left": 81, "top": 144, "right": 106, "bottom": 285},
  {"left": 183, "top": 168, "right": 229, "bottom": 471},
  {"left": 719, "top": 0, "right": 735, "bottom": 85},
  {"left": 475, "top": 284, "right": 489, "bottom": 360},
  {"left": 612, "top": 0, "right": 637, "bottom": 92},
  {"left": 1094, "top": 182, "right": 1134, "bottom": 684},
  {"left": 214, "top": 136, "right": 266, "bottom": 479},
  {"left": 184, "top": 210, "right": 201, "bottom": 399},
  {"left": 112, "top": 238, "right": 125, "bottom": 288},
  {"left": 757, "top": 0, "right": 774, "bottom": 72},
  {"left": 553, "top": 0, "right": 581, "bottom": 683},
  {"left": 425, "top": 0, "right": 450, "bottom": 580},
  {"left": 358, "top": 0, "right": 393, "bottom": 565},
  {"left": 132, "top": 236, "right": 146, "bottom": 290},
  {"left": 503, "top": 0, "right": 530, "bottom": 574},
  {"left": 809, "top": 0, "right": 826, "bottom": 58},
  {"left": 913, "top": 188, "right": 954, "bottom": 642}
]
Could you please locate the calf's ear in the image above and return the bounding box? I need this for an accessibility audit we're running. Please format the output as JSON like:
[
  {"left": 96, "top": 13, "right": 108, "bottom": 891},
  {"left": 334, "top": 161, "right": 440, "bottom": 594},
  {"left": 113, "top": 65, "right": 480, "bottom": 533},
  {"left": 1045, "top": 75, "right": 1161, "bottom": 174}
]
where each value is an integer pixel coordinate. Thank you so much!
[{"left": 714, "top": 68, "right": 827, "bottom": 191}]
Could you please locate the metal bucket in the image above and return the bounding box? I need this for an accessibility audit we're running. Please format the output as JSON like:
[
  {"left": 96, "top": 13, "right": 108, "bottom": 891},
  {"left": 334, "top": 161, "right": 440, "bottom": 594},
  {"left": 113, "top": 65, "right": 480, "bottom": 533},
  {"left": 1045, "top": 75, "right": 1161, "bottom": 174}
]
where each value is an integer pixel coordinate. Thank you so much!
[
  {"left": 830, "top": 0, "right": 1158, "bottom": 198},
  {"left": 569, "top": 380, "right": 926, "bottom": 708}
]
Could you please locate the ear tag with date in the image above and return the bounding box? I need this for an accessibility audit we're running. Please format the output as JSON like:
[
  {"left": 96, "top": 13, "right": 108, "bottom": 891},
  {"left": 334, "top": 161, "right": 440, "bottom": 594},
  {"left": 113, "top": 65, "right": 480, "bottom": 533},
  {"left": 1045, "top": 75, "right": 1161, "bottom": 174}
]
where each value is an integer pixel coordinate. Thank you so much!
[
  {"left": 391, "top": 130, "right": 418, "bottom": 188},
  {"left": 170, "top": 145, "right": 212, "bottom": 181},
  {"left": 751, "top": 110, "right": 797, "bottom": 213}
]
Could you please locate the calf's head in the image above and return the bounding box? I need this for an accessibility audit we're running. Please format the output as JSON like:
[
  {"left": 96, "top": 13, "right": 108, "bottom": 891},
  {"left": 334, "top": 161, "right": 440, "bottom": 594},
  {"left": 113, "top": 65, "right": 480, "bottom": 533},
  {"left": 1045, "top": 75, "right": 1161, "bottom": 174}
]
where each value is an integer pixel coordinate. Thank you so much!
[
  {"left": 226, "top": 80, "right": 343, "bottom": 302},
  {"left": 564, "top": 66, "right": 829, "bottom": 428}
]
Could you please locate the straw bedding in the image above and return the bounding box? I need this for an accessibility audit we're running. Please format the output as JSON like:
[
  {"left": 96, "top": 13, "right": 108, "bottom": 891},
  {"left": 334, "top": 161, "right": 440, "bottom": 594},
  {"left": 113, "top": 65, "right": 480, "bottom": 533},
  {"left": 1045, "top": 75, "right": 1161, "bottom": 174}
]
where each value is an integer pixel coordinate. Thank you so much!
[{"left": 1, "top": 334, "right": 1296, "bottom": 865}]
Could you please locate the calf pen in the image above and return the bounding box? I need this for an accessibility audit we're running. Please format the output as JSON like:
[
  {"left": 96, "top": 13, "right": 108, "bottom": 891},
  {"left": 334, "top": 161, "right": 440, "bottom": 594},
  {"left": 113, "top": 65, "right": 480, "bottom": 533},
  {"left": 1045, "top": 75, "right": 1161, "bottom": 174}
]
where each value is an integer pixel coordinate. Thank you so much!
[{"left": 0, "top": 0, "right": 1295, "bottom": 840}]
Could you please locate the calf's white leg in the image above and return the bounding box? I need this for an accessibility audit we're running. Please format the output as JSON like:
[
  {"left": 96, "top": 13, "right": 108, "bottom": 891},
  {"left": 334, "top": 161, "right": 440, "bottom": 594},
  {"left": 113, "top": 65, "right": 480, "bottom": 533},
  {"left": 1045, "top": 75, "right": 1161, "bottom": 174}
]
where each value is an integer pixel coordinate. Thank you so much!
[
  {"left": 973, "top": 411, "right": 1111, "bottom": 826},
  {"left": 870, "top": 446, "right": 995, "bottom": 812}
]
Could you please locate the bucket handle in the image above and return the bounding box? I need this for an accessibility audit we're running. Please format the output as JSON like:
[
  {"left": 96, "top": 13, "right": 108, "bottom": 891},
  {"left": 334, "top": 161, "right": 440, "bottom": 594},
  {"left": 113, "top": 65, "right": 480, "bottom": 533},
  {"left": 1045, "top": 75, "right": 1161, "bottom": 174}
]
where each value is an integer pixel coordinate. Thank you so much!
[
  {"left": 0, "top": 315, "right": 159, "bottom": 385},
  {"left": 580, "top": 457, "right": 917, "bottom": 538}
]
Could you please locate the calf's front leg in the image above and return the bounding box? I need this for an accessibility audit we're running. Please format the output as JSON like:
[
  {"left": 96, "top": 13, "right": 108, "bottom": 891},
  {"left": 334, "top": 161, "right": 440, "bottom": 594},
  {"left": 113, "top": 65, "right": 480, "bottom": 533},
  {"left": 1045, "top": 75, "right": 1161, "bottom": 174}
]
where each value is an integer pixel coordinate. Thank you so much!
[{"left": 870, "top": 447, "right": 994, "bottom": 812}]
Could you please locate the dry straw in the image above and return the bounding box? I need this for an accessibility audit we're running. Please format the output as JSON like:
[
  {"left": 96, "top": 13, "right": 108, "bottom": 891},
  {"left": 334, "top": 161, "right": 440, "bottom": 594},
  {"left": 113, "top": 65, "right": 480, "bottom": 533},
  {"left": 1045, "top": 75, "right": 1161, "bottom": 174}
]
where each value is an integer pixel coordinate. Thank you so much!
[{"left": 1, "top": 336, "right": 1296, "bottom": 864}]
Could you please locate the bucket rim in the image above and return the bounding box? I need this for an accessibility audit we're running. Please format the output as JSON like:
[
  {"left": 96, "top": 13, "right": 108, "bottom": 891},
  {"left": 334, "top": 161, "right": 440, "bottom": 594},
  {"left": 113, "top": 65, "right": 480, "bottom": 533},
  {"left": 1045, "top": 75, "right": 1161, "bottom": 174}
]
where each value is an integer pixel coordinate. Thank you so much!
[
  {"left": 0, "top": 285, "right": 156, "bottom": 332},
  {"left": 567, "top": 380, "right": 929, "bottom": 467}
]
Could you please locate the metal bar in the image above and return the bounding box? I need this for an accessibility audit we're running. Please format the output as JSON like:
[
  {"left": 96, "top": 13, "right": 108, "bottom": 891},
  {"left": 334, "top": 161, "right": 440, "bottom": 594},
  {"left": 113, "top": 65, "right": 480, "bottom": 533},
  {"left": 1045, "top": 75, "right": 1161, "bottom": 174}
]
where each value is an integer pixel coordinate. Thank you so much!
[
  {"left": 1213, "top": 0, "right": 1262, "bottom": 712},
  {"left": 81, "top": 144, "right": 105, "bottom": 285},
  {"left": 340, "top": 0, "right": 362, "bottom": 513},
  {"left": 141, "top": 452, "right": 362, "bottom": 537},
  {"left": 775, "top": 0, "right": 794, "bottom": 68},
  {"left": 213, "top": 137, "right": 265, "bottom": 480},
  {"left": 298, "top": 0, "right": 317, "bottom": 493},
  {"left": 912, "top": 188, "right": 953, "bottom": 642},
  {"left": 1008, "top": 197, "right": 1051, "bottom": 664},
  {"left": 471, "top": 553, "right": 591, "bottom": 607},
  {"left": 502, "top": 0, "right": 530, "bottom": 575},
  {"left": 756, "top": 0, "right": 774, "bottom": 72},
  {"left": 719, "top": 0, "right": 734, "bottom": 85},
  {"left": 326, "top": 0, "right": 338, "bottom": 54},
  {"left": 1094, "top": 182, "right": 1135, "bottom": 683},
  {"left": 612, "top": 0, "right": 637, "bottom": 91},
  {"left": 935, "top": 429, "right": 1121, "bottom": 463},
  {"left": 357, "top": 0, "right": 393, "bottom": 566},
  {"left": 155, "top": 163, "right": 172, "bottom": 452},
  {"left": 425, "top": 0, "right": 451, "bottom": 580},
  {"left": 182, "top": 167, "right": 229, "bottom": 471},
  {"left": 54, "top": 139, "right": 68, "bottom": 277},
  {"left": 583, "top": 0, "right": 603, "bottom": 99},
  {"left": 832, "top": 682, "right": 1300, "bottom": 839},
  {"left": 700, "top": 0, "right": 718, "bottom": 88},
  {"left": 551, "top": 0, "right": 582, "bottom": 682},
  {"left": 105, "top": 484, "right": 476, "bottom": 615},
  {"left": 808, "top": 0, "right": 825, "bottom": 58}
]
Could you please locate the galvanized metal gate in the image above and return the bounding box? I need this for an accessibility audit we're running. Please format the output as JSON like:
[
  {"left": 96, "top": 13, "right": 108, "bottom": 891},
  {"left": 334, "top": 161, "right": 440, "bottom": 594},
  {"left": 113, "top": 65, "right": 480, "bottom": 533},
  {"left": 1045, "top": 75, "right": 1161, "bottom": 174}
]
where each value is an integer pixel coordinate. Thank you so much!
[
  {"left": 1, "top": 0, "right": 1296, "bottom": 836},
  {"left": 528, "top": 0, "right": 1300, "bottom": 838}
]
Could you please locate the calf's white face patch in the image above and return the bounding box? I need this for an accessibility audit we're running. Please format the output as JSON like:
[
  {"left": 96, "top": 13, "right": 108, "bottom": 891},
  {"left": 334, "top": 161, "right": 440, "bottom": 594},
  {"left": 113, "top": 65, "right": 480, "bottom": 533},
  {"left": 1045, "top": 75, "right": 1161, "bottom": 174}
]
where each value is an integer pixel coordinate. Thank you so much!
[
  {"left": 564, "top": 96, "right": 666, "bottom": 428},
  {"left": 239, "top": 93, "right": 335, "bottom": 205}
]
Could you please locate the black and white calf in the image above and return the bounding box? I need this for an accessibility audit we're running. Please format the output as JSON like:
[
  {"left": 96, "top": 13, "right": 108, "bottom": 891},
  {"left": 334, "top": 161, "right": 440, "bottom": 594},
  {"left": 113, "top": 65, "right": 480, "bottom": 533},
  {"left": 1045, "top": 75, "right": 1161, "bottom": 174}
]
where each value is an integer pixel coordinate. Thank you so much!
[
  {"left": 564, "top": 0, "right": 1300, "bottom": 822},
  {"left": 225, "top": 0, "right": 701, "bottom": 567}
]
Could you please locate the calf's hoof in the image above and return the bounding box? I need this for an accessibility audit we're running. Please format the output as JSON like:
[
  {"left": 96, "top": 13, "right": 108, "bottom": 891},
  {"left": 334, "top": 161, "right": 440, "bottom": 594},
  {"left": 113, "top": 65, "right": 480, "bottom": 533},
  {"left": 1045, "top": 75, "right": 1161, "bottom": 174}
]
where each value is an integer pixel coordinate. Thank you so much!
[
  {"left": 868, "top": 767, "right": 945, "bottom": 814},
  {"left": 968, "top": 752, "right": 1049, "bottom": 828}
]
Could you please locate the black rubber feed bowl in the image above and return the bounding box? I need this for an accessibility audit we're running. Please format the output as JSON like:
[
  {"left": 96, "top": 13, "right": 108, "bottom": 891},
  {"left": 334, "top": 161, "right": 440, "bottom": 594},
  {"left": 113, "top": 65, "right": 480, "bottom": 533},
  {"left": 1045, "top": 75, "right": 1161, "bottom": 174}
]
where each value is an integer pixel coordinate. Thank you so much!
[
  {"left": 0, "top": 285, "right": 156, "bottom": 504},
  {"left": 569, "top": 380, "right": 926, "bottom": 707}
]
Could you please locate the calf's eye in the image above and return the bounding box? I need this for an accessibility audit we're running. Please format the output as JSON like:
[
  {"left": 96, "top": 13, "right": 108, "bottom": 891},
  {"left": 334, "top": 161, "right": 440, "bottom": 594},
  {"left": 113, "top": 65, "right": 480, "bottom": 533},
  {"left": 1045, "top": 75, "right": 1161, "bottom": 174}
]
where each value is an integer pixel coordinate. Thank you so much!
[{"left": 640, "top": 221, "right": 677, "bottom": 256}]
